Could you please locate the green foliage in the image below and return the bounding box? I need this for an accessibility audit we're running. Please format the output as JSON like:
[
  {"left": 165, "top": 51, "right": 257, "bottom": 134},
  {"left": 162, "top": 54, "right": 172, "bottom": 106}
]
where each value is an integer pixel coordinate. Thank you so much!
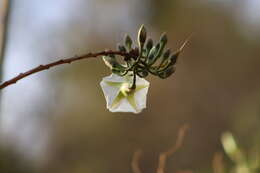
[{"left": 218, "top": 132, "right": 260, "bottom": 173}]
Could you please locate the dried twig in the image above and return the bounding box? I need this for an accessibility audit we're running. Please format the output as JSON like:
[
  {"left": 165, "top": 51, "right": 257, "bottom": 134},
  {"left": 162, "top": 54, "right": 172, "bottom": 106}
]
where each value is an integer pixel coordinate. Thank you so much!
[
  {"left": 0, "top": 50, "right": 129, "bottom": 89},
  {"left": 0, "top": 0, "right": 10, "bottom": 82},
  {"left": 212, "top": 152, "right": 224, "bottom": 173},
  {"left": 156, "top": 124, "right": 189, "bottom": 173},
  {"left": 131, "top": 149, "right": 143, "bottom": 173},
  {"left": 176, "top": 171, "right": 193, "bottom": 173},
  {"left": 131, "top": 124, "right": 189, "bottom": 173}
]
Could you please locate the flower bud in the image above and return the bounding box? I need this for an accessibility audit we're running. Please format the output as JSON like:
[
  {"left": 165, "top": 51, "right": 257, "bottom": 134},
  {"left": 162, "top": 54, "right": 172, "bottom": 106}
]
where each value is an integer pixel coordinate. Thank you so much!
[
  {"left": 112, "top": 68, "right": 123, "bottom": 76},
  {"left": 160, "top": 33, "right": 168, "bottom": 44},
  {"left": 138, "top": 25, "right": 147, "bottom": 46},
  {"left": 136, "top": 68, "right": 149, "bottom": 78},
  {"left": 157, "top": 49, "right": 171, "bottom": 69},
  {"left": 156, "top": 33, "right": 168, "bottom": 58},
  {"left": 163, "top": 49, "right": 171, "bottom": 60},
  {"left": 146, "top": 38, "right": 153, "bottom": 52},
  {"left": 169, "top": 51, "right": 180, "bottom": 66},
  {"left": 158, "top": 66, "right": 175, "bottom": 79},
  {"left": 117, "top": 44, "right": 127, "bottom": 52},
  {"left": 147, "top": 44, "right": 160, "bottom": 65},
  {"left": 125, "top": 34, "right": 133, "bottom": 51},
  {"left": 103, "top": 55, "right": 126, "bottom": 76},
  {"left": 102, "top": 55, "right": 117, "bottom": 69}
]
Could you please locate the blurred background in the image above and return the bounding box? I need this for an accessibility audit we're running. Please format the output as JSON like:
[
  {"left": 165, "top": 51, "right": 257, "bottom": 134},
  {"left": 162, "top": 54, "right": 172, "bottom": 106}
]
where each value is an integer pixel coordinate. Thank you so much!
[{"left": 0, "top": 0, "right": 260, "bottom": 172}]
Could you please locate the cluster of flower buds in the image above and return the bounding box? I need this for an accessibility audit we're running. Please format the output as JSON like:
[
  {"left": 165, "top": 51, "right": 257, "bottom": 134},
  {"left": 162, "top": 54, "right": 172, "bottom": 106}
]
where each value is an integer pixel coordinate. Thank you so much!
[
  {"left": 103, "top": 25, "right": 187, "bottom": 84},
  {"left": 100, "top": 25, "right": 188, "bottom": 113}
]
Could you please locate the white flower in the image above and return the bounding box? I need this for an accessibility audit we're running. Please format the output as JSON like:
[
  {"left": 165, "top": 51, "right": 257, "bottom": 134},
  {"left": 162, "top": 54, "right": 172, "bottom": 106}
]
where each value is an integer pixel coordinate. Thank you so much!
[{"left": 100, "top": 73, "right": 150, "bottom": 114}]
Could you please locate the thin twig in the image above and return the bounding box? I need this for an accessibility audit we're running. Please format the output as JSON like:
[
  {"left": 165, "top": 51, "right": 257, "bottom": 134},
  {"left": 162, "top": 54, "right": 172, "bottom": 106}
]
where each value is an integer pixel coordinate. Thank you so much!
[
  {"left": 176, "top": 171, "right": 193, "bottom": 173},
  {"left": 0, "top": 50, "right": 129, "bottom": 90},
  {"left": 212, "top": 152, "right": 224, "bottom": 173},
  {"left": 131, "top": 149, "right": 143, "bottom": 173},
  {"left": 0, "top": 0, "right": 10, "bottom": 83},
  {"left": 156, "top": 124, "right": 189, "bottom": 173}
]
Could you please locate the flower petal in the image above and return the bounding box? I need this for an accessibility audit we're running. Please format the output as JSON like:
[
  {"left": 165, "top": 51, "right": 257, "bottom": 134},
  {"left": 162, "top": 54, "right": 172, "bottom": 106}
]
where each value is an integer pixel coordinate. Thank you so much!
[{"left": 100, "top": 74, "right": 150, "bottom": 114}]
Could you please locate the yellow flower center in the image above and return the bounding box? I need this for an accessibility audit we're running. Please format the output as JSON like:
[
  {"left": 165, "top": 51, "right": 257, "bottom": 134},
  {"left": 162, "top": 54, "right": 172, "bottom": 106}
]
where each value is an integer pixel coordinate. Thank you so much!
[{"left": 120, "top": 83, "right": 133, "bottom": 96}]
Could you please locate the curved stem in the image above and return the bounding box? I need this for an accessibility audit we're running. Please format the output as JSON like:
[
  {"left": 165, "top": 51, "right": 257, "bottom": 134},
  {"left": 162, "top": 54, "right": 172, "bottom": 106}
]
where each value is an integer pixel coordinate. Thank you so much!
[
  {"left": 129, "top": 45, "right": 144, "bottom": 90},
  {"left": 130, "top": 69, "right": 136, "bottom": 90},
  {"left": 0, "top": 50, "right": 128, "bottom": 90},
  {"left": 122, "top": 53, "right": 143, "bottom": 76}
]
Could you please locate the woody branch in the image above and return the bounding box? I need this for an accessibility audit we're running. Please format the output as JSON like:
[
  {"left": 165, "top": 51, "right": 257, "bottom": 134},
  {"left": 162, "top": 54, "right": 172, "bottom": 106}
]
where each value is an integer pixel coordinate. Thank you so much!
[{"left": 0, "top": 50, "right": 129, "bottom": 90}]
